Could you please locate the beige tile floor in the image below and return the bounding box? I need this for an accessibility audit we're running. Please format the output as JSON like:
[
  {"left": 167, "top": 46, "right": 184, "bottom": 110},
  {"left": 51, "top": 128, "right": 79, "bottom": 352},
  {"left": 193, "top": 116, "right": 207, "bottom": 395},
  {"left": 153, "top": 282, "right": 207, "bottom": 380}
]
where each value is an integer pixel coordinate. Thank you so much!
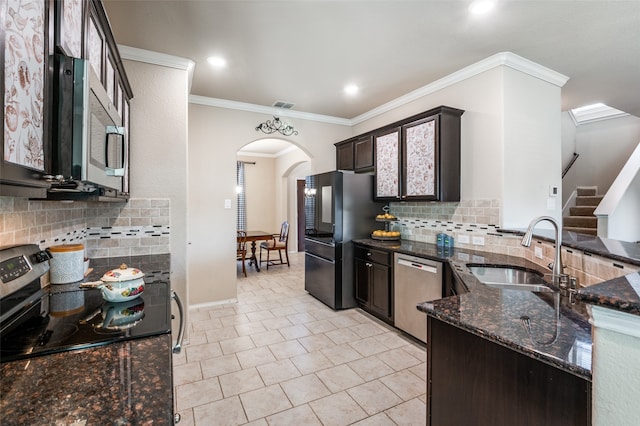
[{"left": 173, "top": 252, "right": 427, "bottom": 425}]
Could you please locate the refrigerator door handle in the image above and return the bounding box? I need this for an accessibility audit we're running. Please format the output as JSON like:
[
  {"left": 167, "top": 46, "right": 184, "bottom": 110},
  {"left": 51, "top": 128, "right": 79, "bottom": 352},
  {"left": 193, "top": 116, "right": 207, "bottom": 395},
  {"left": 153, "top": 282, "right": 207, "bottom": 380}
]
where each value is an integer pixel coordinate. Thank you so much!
[
  {"left": 306, "top": 238, "right": 335, "bottom": 248},
  {"left": 305, "top": 251, "right": 336, "bottom": 264},
  {"left": 171, "top": 290, "right": 185, "bottom": 354}
]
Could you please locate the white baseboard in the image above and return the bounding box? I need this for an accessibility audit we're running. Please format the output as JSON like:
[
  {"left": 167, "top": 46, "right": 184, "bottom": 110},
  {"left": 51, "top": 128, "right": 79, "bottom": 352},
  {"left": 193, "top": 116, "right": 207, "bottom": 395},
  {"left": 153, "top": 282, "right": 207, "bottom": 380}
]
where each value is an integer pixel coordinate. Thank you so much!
[{"left": 189, "top": 298, "right": 238, "bottom": 311}]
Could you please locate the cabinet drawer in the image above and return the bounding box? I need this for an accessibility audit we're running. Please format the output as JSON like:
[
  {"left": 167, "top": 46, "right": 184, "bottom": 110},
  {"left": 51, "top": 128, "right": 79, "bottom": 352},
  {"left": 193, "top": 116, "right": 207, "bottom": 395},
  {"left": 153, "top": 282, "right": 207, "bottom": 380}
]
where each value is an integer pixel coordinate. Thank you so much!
[{"left": 354, "top": 245, "right": 391, "bottom": 266}]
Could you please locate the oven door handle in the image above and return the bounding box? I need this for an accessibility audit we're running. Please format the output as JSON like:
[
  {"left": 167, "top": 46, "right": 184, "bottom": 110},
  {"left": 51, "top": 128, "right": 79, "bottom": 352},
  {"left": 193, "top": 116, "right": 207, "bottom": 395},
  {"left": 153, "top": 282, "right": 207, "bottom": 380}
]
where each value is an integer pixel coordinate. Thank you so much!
[{"left": 171, "top": 290, "right": 185, "bottom": 354}]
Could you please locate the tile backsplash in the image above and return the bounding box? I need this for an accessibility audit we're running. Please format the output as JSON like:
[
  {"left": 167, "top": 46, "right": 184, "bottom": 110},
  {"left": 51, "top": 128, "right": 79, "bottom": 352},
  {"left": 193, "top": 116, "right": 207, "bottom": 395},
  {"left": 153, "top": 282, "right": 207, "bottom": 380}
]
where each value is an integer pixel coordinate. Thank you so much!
[
  {"left": 0, "top": 197, "right": 170, "bottom": 258},
  {"left": 389, "top": 199, "right": 639, "bottom": 287}
]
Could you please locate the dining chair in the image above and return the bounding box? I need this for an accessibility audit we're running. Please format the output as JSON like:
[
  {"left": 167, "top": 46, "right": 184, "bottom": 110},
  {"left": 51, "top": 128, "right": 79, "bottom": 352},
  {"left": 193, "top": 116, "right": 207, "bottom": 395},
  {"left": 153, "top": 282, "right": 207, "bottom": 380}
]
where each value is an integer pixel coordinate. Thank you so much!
[
  {"left": 237, "top": 230, "right": 248, "bottom": 277},
  {"left": 259, "top": 221, "right": 290, "bottom": 270}
]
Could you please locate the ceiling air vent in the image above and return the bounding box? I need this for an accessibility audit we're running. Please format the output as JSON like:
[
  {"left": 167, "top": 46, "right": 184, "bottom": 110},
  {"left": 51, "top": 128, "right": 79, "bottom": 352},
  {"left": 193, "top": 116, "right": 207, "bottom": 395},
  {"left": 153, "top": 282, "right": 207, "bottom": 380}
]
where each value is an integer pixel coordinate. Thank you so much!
[{"left": 272, "top": 101, "right": 296, "bottom": 109}]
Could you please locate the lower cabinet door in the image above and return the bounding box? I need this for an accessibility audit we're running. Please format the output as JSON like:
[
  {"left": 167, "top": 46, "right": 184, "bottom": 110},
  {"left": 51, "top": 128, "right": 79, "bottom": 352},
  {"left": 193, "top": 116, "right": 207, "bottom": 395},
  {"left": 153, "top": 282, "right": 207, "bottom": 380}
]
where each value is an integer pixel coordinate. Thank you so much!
[
  {"left": 354, "top": 258, "right": 370, "bottom": 305},
  {"left": 370, "top": 263, "right": 391, "bottom": 320}
]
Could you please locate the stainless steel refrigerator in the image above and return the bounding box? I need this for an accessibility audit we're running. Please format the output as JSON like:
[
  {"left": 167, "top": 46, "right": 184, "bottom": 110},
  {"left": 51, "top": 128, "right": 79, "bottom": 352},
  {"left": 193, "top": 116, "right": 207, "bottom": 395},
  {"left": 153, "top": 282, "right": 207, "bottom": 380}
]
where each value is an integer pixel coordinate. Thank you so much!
[{"left": 304, "top": 171, "right": 385, "bottom": 309}]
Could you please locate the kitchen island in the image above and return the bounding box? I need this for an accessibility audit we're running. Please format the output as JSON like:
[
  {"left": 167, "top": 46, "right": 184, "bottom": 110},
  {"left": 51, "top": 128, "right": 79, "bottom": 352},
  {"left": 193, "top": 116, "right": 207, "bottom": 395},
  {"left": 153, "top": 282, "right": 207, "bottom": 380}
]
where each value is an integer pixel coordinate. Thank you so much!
[
  {"left": 355, "top": 234, "right": 640, "bottom": 425},
  {"left": 0, "top": 254, "right": 175, "bottom": 425},
  {"left": 355, "top": 238, "right": 593, "bottom": 425}
]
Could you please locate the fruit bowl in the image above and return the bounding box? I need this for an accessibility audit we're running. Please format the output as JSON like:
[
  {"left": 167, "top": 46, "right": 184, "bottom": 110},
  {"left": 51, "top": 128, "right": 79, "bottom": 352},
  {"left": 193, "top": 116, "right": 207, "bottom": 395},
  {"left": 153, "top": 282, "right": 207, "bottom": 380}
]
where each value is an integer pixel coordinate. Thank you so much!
[{"left": 371, "top": 230, "right": 401, "bottom": 241}]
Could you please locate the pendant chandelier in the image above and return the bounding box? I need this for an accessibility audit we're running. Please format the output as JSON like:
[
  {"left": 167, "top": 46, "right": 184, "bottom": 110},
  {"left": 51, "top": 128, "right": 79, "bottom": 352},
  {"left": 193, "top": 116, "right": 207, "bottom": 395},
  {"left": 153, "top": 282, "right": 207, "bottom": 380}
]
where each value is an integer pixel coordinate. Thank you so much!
[{"left": 255, "top": 116, "right": 298, "bottom": 136}]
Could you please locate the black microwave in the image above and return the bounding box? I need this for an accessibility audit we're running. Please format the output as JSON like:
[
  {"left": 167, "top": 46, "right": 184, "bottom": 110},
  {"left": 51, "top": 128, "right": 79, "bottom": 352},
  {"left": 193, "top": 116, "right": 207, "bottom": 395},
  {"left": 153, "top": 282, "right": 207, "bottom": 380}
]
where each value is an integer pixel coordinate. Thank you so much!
[{"left": 50, "top": 54, "right": 129, "bottom": 200}]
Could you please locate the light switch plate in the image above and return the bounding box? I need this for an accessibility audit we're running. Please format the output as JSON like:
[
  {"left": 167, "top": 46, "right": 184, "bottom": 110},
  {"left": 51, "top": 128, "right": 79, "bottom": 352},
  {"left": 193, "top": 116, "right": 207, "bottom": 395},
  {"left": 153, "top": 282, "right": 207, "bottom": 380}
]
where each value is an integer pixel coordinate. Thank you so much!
[
  {"left": 535, "top": 246, "right": 544, "bottom": 259},
  {"left": 224, "top": 199, "right": 232, "bottom": 209}
]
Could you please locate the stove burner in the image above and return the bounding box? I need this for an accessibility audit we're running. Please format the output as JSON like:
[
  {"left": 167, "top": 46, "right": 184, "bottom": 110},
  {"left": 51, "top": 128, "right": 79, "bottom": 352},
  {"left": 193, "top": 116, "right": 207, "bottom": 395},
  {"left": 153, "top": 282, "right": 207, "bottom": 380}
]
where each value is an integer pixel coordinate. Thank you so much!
[
  {"left": 1, "top": 245, "right": 172, "bottom": 364},
  {"left": 1, "top": 284, "right": 170, "bottom": 363}
]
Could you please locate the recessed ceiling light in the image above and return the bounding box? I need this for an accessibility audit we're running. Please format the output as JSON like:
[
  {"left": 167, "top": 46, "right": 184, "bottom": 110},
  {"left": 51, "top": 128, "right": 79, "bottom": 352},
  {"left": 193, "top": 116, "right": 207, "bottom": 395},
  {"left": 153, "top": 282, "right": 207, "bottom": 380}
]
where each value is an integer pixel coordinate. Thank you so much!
[
  {"left": 207, "top": 56, "right": 227, "bottom": 68},
  {"left": 469, "top": 0, "right": 495, "bottom": 15},
  {"left": 344, "top": 84, "right": 359, "bottom": 95}
]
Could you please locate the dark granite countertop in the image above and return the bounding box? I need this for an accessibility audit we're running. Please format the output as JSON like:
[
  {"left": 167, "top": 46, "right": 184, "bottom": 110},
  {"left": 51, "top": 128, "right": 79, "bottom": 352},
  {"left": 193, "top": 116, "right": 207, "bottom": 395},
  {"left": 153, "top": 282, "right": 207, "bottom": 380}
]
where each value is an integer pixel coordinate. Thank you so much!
[
  {"left": 1, "top": 254, "right": 174, "bottom": 425},
  {"left": 1, "top": 334, "right": 174, "bottom": 425},
  {"left": 353, "top": 239, "right": 593, "bottom": 380},
  {"left": 498, "top": 229, "right": 640, "bottom": 316}
]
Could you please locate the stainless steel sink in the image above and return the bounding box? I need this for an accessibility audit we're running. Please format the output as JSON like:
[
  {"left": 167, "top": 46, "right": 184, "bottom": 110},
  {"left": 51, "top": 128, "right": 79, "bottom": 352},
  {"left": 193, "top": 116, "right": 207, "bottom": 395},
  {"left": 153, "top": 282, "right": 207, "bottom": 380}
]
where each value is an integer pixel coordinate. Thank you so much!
[{"left": 467, "top": 265, "right": 553, "bottom": 292}]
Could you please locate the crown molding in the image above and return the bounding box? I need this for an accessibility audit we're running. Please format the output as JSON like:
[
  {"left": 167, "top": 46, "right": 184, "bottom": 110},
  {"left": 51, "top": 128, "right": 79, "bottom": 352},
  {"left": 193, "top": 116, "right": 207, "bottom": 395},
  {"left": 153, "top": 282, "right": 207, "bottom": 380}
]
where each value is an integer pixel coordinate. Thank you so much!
[
  {"left": 569, "top": 104, "right": 629, "bottom": 126},
  {"left": 351, "top": 52, "right": 570, "bottom": 125},
  {"left": 500, "top": 52, "right": 569, "bottom": 87},
  {"left": 189, "top": 95, "right": 352, "bottom": 126},
  {"left": 117, "top": 45, "right": 196, "bottom": 91},
  {"left": 119, "top": 47, "right": 569, "bottom": 128}
]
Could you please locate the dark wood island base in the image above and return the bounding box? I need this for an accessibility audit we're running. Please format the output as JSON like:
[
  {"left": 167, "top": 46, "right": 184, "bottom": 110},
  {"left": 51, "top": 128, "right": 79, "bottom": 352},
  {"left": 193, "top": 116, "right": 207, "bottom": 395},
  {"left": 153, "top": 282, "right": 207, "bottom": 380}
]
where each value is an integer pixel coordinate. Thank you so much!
[{"left": 427, "top": 317, "right": 591, "bottom": 426}]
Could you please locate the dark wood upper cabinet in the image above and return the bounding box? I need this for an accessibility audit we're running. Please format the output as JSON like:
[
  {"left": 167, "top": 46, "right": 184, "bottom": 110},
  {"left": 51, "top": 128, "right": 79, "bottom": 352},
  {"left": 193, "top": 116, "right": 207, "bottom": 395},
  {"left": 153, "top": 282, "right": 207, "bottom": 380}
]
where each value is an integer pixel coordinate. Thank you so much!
[
  {"left": 334, "top": 106, "right": 463, "bottom": 201},
  {"left": 374, "top": 106, "right": 464, "bottom": 202},
  {"left": 1, "top": 0, "right": 52, "bottom": 197},
  {"left": 354, "top": 135, "right": 374, "bottom": 172},
  {"left": 336, "top": 140, "right": 354, "bottom": 171}
]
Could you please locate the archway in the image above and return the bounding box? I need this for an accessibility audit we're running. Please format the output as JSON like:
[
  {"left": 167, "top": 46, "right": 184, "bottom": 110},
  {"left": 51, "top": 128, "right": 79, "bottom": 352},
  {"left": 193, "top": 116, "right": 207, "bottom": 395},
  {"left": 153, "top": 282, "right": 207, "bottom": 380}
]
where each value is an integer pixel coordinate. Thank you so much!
[{"left": 235, "top": 138, "right": 311, "bottom": 271}]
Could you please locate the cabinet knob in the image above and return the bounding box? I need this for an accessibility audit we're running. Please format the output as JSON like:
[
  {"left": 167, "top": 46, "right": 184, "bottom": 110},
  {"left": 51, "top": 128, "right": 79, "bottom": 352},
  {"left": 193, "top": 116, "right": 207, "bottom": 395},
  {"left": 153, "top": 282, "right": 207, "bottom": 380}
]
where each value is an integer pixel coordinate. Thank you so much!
[
  {"left": 366, "top": 252, "right": 371, "bottom": 256},
  {"left": 366, "top": 262, "right": 372, "bottom": 267}
]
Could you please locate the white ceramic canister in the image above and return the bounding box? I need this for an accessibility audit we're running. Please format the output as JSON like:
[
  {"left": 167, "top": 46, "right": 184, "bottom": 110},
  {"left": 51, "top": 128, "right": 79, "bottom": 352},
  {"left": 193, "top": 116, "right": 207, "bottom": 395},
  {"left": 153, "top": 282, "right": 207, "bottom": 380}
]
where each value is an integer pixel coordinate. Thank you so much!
[{"left": 48, "top": 244, "right": 85, "bottom": 284}]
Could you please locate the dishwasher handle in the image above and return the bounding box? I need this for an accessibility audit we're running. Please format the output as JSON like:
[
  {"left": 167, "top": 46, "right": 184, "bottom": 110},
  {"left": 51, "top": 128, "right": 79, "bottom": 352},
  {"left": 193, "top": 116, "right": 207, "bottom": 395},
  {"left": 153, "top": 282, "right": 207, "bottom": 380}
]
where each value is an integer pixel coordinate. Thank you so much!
[{"left": 397, "top": 258, "right": 439, "bottom": 274}]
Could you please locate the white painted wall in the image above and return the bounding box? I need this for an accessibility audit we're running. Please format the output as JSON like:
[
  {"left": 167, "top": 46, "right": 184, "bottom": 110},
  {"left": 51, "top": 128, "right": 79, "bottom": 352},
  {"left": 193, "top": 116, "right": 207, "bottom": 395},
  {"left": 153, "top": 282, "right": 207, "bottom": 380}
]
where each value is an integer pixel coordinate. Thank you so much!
[
  {"left": 607, "top": 174, "right": 640, "bottom": 242},
  {"left": 238, "top": 155, "right": 277, "bottom": 232},
  {"left": 502, "top": 67, "right": 563, "bottom": 228},
  {"left": 591, "top": 307, "right": 640, "bottom": 426},
  {"left": 352, "top": 67, "right": 506, "bottom": 203},
  {"left": 352, "top": 64, "right": 564, "bottom": 228},
  {"left": 596, "top": 142, "right": 640, "bottom": 242},
  {"left": 287, "top": 161, "right": 311, "bottom": 252},
  {"left": 123, "top": 59, "right": 189, "bottom": 325},
  {"left": 275, "top": 149, "right": 311, "bottom": 252},
  {"left": 188, "top": 105, "right": 351, "bottom": 305},
  {"left": 568, "top": 115, "right": 640, "bottom": 198}
]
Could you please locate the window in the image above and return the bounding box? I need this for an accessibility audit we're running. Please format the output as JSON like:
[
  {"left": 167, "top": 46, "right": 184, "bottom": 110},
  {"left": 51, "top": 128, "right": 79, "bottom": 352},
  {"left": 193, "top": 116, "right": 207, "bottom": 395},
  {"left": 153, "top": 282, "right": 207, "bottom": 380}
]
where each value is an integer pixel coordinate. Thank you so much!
[{"left": 237, "top": 161, "right": 246, "bottom": 230}]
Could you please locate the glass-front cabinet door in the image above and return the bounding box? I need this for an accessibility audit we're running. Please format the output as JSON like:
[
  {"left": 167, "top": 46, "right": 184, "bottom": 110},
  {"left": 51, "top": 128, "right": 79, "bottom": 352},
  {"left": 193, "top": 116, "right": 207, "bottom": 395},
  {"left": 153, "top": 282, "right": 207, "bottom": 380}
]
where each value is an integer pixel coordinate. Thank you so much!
[
  {"left": 2, "top": 0, "right": 49, "bottom": 191},
  {"left": 402, "top": 116, "right": 438, "bottom": 200},
  {"left": 374, "top": 127, "right": 401, "bottom": 200}
]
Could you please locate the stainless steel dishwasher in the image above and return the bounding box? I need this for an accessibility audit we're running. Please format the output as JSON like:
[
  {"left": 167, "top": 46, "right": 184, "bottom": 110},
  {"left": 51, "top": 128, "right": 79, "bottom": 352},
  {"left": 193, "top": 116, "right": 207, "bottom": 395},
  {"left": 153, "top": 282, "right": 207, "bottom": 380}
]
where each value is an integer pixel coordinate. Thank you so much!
[{"left": 394, "top": 253, "right": 443, "bottom": 343}]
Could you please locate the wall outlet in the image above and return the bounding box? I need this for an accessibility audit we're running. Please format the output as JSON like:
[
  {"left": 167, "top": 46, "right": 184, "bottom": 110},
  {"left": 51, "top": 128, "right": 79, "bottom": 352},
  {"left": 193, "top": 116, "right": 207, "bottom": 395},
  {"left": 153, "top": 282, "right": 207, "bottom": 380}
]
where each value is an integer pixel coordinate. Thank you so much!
[
  {"left": 472, "top": 236, "right": 485, "bottom": 246},
  {"left": 458, "top": 235, "right": 470, "bottom": 244},
  {"left": 535, "top": 246, "right": 544, "bottom": 259}
]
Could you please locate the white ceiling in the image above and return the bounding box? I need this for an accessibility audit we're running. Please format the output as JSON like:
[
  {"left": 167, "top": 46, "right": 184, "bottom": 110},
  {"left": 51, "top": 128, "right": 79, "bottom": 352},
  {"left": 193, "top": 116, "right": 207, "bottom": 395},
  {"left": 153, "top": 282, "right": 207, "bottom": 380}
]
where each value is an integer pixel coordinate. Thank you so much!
[{"left": 103, "top": 0, "right": 640, "bottom": 123}]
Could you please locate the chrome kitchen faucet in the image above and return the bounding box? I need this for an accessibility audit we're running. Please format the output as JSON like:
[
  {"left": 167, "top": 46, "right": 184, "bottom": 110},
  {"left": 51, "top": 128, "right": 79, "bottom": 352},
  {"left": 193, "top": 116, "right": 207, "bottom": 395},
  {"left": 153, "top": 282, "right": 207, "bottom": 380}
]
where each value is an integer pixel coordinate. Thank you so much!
[{"left": 521, "top": 216, "right": 570, "bottom": 292}]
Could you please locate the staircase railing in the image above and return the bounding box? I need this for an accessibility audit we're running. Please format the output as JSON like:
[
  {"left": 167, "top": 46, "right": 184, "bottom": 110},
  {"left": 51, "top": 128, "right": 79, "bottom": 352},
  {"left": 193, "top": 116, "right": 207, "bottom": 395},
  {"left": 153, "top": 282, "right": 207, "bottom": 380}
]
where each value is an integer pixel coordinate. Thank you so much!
[{"left": 562, "top": 152, "right": 579, "bottom": 178}]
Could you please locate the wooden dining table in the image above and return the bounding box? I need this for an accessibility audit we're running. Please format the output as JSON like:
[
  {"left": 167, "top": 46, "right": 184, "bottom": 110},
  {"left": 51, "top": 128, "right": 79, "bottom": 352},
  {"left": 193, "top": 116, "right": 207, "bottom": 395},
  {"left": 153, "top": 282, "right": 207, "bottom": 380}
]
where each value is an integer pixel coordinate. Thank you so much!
[{"left": 242, "top": 230, "right": 275, "bottom": 272}]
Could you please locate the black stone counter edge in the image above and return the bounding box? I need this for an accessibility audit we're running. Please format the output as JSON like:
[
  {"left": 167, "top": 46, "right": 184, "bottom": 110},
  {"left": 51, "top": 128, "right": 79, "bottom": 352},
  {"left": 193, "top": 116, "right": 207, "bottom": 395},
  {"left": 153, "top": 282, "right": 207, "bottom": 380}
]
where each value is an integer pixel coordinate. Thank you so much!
[
  {"left": 353, "top": 238, "right": 592, "bottom": 380},
  {"left": 417, "top": 301, "right": 591, "bottom": 380}
]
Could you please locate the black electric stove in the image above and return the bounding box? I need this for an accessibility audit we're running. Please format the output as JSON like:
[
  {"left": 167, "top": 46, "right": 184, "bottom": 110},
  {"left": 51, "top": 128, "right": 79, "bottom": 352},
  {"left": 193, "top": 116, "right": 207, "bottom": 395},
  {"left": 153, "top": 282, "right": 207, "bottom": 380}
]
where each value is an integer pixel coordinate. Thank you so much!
[{"left": 0, "top": 244, "right": 172, "bottom": 364}]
